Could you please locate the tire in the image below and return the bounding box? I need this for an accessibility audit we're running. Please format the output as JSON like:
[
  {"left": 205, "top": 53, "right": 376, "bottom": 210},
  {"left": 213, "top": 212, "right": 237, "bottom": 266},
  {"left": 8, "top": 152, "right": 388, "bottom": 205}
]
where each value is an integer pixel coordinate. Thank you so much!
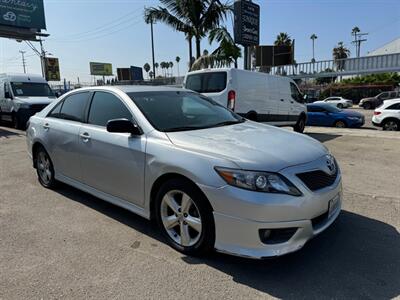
[
  {"left": 245, "top": 111, "right": 258, "bottom": 121},
  {"left": 35, "top": 146, "right": 57, "bottom": 189},
  {"left": 337, "top": 103, "right": 343, "bottom": 109},
  {"left": 334, "top": 120, "right": 347, "bottom": 128},
  {"left": 12, "top": 114, "right": 23, "bottom": 130},
  {"left": 293, "top": 115, "right": 306, "bottom": 133},
  {"left": 363, "top": 102, "right": 371, "bottom": 110},
  {"left": 155, "top": 178, "right": 215, "bottom": 256},
  {"left": 382, "top": 119, "right": 399, "bottom": 131}
]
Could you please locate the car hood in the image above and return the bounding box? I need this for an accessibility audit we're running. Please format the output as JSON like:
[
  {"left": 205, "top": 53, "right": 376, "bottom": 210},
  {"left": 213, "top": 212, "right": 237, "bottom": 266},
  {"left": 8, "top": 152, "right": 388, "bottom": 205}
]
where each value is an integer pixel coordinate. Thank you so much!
[
  {"left": 166, "top": 122, "right": 328, "bottom": 172},
  {"left": 14, "top": 96, "right": 55, "bottom": 104}
]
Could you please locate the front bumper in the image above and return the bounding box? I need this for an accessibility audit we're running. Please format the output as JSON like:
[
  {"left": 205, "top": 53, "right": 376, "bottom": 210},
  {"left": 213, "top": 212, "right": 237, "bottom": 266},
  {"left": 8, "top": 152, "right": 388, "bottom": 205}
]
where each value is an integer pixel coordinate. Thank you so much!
[{"left": 199, "top": 156, "right": 342, "bottom": 259}]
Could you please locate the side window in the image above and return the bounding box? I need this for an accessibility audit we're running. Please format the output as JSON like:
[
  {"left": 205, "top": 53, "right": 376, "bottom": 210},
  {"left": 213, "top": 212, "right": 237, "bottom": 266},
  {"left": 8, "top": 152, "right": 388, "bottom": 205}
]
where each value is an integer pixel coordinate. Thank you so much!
[
  {"left": 88, "top": 92, "right": 132, "bottom": 127},
  {"left": 47, "top": 101, "right": 63, "bottom": 118},
  {"left": 378, "top": 92, "right": 389, "bottom": 100},
  {"left": 386, "top": 103, "right": 400, "bottom": 110},
  {"left": 290, "top": 83, "right": 303, "bottom": 103},
  {"left": 59, "top": 92, "right": 89, "bottom": 122},
  {"left": 389, "top": 92, "right": 397, "bottom": 98}
]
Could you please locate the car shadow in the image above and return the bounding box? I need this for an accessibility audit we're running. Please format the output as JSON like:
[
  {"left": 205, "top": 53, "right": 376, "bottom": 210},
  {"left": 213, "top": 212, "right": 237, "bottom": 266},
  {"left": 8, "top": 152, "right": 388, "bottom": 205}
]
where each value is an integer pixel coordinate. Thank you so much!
[
  {"left": 55, "top": 184, "right": 400, "bottom": 299},
  {"left": 306, "top": 132, "right": 342, "bottom": 143},
  {"left": 0, "top": 127, "right": 23, "bottom": 138}
]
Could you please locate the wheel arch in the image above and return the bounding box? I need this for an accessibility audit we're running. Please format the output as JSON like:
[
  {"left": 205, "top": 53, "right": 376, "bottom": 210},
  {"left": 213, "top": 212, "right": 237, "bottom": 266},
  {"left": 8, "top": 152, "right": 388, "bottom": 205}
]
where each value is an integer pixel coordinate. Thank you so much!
[
  {"left": 149, "top": 173, "right": 214, "bottom": 221},
  {"left": 32, "top": 141, "right": 48, "bottom": 168}
]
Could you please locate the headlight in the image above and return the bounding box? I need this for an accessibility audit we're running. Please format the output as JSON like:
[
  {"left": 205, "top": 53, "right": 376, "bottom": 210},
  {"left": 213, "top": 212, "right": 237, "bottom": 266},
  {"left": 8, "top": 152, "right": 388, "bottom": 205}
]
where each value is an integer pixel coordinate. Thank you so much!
[
  {"left": 347, "top": 116, "right": 361, "bottom": 120},
  {"left": 214, "top": 167, "right": 302, "bottom": 196}
]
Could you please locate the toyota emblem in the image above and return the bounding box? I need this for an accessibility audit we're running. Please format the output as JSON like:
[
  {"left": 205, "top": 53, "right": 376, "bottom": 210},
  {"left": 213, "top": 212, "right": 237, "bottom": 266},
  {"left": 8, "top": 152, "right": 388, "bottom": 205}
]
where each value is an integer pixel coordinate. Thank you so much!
[{"left": 326, "top": 155, "right": 336, "bottom": 175}]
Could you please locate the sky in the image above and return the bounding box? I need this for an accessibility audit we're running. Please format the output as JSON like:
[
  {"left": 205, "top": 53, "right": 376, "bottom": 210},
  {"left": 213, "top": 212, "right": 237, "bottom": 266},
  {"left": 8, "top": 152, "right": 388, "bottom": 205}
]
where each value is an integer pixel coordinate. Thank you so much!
[{"left": 0, "top": 0, "right": 399, "bottom": 84}]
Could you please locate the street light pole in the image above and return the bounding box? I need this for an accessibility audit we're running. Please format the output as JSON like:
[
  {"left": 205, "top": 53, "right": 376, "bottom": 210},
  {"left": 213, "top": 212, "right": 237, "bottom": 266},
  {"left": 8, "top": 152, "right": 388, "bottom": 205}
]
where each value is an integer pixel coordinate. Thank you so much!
[{"left": 150, "top": 19, "right": 156, "bottom": 79}]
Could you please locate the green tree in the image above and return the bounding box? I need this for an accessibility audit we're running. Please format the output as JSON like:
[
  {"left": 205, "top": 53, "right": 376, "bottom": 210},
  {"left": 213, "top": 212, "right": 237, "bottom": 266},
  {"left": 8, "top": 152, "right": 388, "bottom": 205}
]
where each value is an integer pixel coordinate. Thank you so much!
[
  {"left": 154, "top": 62, "right": 159, "bottom": 76},
  {"left": 169, "top": 61, "right": 174, "bottom": 76},
  {"left": 143, "top": 63, "right": 151, "bottom": 79},
  {"left": 333, "top": 42, "right": 350, "bottom": 70},
  {"left": 145, "top": 0, "right": 231, "bottom": 67},
  {"left": 209, "top": 26, "right": 241, "bottom": 68},
  {"left": 274, "top": 32, "right": 292, "bottom": 46},
  {"left": 175, "top": 56, "right": 181, "bottom": 77}
]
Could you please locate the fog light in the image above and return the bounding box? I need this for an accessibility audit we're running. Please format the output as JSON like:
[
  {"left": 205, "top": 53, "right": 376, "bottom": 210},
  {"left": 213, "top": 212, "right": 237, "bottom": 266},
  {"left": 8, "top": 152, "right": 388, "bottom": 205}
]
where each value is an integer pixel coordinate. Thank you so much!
[
  {"left": 259, "top": 228, "right": 298, "bottom": 244},
  {"left": 260, "top": 229, "right": 271, "bottom": 241}
]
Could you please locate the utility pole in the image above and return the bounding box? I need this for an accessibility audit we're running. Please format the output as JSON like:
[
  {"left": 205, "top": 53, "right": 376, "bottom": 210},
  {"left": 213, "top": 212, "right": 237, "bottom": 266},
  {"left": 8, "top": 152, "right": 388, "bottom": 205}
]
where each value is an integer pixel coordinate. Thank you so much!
[
  {"left": 19, "top": 50, "right": 26, "bottom": 73},
  {"left": 39, "top": 39, "right": 46, "bottom": 77},
  {"left": 150, "top": 19, "right": 156, "bottom": 79},
  {"left": 352, "top": 31, "right": 368, "bottom": 58}
]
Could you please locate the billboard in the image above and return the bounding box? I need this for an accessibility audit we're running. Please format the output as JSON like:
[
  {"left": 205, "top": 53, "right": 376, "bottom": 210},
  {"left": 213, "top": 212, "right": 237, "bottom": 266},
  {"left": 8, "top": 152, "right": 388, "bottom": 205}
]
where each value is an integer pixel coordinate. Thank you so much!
[
  {"left": 255, "top": 45, "right": 294, "bottom": 67},
  {"left": 0, "top": 0, "right": 46, "bottom": 30},
  {"left": 90, "top": 62, "right": 113, "bottom": 76},
  {"left": 44, "top": 57, "right": 60, "bottom": 81},
  {"left": 116, "top": 66, "right": 143, "bottom": 81},
  {"left": 234, "top": 0, "right": 260, "bottom": 46}
]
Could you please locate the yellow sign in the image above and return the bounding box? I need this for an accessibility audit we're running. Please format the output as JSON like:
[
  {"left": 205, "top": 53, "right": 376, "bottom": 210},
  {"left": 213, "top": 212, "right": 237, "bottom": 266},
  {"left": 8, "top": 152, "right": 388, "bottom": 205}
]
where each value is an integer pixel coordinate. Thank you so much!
[
  {"left": 90, "top": 62, "right": 113, "bottom": 76},
  {"left": 45, "top": 57, "right": 60, "bottom": 81}
]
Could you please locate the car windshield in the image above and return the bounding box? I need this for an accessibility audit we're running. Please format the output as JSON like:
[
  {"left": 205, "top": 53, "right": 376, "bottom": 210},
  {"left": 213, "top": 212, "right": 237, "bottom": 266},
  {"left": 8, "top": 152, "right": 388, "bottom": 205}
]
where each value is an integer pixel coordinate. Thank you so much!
[
  {"left": 11, "top": 82, "right": 55, "bottom": 97},
  {"left": 128, "top": 91, "right": 244, "bottom": 132}
]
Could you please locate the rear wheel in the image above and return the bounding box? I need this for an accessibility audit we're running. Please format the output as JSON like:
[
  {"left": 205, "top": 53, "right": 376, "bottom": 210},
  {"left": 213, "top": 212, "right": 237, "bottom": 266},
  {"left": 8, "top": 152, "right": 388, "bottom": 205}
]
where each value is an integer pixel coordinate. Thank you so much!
[
  {"left": 382, "top": 119, "right": 399, "bottom": 131},
  {"left": 334, "top": 120, "right": 347, "bottom": 128},
  {"left": 293, "top": 115, "right": 305, "bottom": 133},
  {"left": 35, "top": 146, "right": 57, "bottom": 189},
  {"left": 363, "top": 102, "right": 371, "bottom": 110},
  {"left": 155, "top": 178, "right": 215, "bottom": 256},
  {"left": 337, "top": 103, "right": 343, "bottom": 109}
]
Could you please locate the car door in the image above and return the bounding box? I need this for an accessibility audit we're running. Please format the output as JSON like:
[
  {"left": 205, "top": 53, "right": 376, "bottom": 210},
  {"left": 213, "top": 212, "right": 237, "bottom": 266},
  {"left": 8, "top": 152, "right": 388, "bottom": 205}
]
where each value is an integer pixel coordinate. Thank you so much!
[
  {"left": 310, "top": 106, "right": 329, "bottom": 126},
  {"left": 78, "top": 91, "right": 146, "bottom": 206},
  {"left": 43, "top": 92, "right": 90, "bottom": 181}
]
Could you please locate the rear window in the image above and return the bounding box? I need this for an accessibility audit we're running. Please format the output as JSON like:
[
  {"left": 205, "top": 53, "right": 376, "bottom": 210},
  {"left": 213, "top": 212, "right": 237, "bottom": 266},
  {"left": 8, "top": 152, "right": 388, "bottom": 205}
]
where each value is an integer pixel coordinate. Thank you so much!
[{"left": 185, "top": 72, "right": 227, "bottom": 93}]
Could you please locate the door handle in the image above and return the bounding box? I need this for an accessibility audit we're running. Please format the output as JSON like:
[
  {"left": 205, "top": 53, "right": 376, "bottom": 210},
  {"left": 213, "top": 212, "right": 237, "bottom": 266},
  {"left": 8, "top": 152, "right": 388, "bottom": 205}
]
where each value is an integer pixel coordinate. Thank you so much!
[
  {"left": 79, "top": 132, "right": 91, "bottom": 142},
  {"left": 43, "top": 123, "right": 50, "bottom": 130},
  {"left": 280, "top": 99, "right": 284, "bottom": 102}
]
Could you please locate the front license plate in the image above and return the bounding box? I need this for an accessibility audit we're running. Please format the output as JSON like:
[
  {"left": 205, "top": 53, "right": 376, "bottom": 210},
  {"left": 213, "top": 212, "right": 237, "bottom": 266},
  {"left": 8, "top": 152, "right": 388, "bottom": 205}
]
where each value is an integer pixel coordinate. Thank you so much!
[{"left": 328, "top": 195, "right": 340, "bottom": 219}]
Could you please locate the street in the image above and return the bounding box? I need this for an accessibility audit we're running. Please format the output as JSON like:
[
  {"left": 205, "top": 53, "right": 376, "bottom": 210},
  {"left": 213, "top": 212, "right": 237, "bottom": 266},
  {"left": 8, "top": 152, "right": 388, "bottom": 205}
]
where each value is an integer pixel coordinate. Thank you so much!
[{"left": 1, "top": 124, "right": 399, "bottom": 299}]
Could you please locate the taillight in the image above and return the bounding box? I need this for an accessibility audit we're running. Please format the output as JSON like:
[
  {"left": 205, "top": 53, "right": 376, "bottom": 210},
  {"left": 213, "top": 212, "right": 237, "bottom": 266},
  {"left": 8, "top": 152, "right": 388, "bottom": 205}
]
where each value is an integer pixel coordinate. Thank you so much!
[
  {"left": 374, "top": 111, "right": 381, "bottom": 115},
  {"left": 227, "top": 90, "right": 236, "bottom": 111}
]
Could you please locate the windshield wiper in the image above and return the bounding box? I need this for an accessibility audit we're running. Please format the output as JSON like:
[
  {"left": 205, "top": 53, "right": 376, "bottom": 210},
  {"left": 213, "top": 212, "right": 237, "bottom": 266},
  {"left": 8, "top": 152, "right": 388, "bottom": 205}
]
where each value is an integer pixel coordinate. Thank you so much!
[
  {"left": 164, "top": 126, "right": 208, "bottom": 132},
  {"left": 211, "top": 119, "right": 246, "bottom": 128}
]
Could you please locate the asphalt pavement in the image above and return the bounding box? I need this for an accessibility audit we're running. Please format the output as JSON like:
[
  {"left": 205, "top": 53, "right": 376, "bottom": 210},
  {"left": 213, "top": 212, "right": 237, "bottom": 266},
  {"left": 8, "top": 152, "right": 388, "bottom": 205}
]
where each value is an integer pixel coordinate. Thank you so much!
[{"left": 0, "top": 124, "right": 399, "bottom": 299}]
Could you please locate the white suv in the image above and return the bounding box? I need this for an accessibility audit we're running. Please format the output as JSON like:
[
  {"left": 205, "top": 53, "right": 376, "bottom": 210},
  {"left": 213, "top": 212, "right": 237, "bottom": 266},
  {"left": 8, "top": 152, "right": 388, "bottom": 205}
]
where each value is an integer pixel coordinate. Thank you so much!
[{"left": 372, "top": 99, "right": 400, "bottom": 131}]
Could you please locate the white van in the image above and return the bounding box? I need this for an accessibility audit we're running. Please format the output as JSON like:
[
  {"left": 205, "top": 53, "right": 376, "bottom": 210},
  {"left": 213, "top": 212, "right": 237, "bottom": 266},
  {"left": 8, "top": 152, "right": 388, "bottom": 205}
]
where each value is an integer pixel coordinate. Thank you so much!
[
  {"left": 0, "top": 73, "right": 56, "bottom": 129},
  {"left": 184, "top": 68, "right": 307, "bottom": 132}
]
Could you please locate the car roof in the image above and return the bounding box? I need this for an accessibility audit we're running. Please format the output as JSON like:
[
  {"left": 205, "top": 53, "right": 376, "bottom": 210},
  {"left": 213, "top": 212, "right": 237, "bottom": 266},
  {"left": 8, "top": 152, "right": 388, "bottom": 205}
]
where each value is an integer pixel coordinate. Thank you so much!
[
  {"left": 0, "top": 73, "right": 47, "bottom": 83},
  {"left": 71, "top": 85, "right": 187, "bottom": 94},
  {"left": 383, "top": 98, "right": 400, "bottom": 105}
]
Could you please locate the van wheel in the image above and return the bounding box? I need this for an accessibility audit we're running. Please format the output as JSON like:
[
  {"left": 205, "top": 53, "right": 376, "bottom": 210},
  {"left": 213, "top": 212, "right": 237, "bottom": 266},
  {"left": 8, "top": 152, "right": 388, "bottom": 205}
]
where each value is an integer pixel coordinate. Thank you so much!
[
  {"left": 12, "top": 114, "right": 23, "bottom": 130},
  {"left": 155, "top": 178, "right": 215, "bottom": 256},
  {"left": 294, "top": 116, "right": 305, "bottom": 133},
  {"left": 245, "top": 111, "right": 258, "bottom": 121}
]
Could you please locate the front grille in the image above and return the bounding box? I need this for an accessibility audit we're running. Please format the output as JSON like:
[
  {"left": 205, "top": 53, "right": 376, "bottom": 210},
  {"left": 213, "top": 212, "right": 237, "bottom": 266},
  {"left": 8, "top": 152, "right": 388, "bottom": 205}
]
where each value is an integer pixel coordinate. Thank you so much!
[
  {"left": 30, "top": 104, "right": 48, "bottom": 112},
  {"left": 297, "top": 169, "right": 338, "bottom": 191}
]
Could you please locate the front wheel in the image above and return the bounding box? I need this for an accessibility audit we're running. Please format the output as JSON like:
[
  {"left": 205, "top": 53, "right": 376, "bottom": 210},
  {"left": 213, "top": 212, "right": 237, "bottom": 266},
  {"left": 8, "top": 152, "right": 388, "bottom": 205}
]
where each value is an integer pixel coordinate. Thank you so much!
[
  {"left": 334, "top": 120, "right": 347, "bottom": 128},
  {"left": 12, "top": 114, "right": 23, "bottom": 130},
  {"left": 293, "top": 116, "right": 305, "bottom": 133},
  {"left": 382, "top": 119, "right": 399, "bottom": 131},
  {"left": 155, "top": 178, "right": 215, "bottom": 256},
  {"left": 363, "top": 103, "right": 371, "bottom": 110}
]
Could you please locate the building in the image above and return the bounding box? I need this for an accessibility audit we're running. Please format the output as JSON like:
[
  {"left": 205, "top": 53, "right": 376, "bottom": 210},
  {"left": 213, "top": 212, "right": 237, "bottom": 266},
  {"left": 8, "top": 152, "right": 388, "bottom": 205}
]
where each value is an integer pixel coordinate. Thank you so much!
[{"left": 367, "top": 37, "right": 400, "bottom": 56}]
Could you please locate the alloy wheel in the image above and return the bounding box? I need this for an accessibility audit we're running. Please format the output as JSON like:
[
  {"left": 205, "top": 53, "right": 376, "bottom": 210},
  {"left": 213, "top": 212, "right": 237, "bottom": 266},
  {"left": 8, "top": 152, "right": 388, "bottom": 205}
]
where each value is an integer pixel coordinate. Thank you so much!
[
  {"left": 383, "top": 121, "right": 398, "bottom": 131},
  {"left": 160, "top": 190, "right": 202, "bottom": 247},
  {"left": 37, "top": 151, "right": 52, "bottom": 185},
  {"left": 335, "top": 121, "right": 346, "bottom": 128}
]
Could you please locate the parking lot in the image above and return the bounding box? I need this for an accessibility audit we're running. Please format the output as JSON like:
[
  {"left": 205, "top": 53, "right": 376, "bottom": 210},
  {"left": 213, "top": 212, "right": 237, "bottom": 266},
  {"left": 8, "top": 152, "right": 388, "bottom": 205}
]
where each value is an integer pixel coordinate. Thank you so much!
[{"left": 1, "top": 110, "right": 399, "bottom": 299}]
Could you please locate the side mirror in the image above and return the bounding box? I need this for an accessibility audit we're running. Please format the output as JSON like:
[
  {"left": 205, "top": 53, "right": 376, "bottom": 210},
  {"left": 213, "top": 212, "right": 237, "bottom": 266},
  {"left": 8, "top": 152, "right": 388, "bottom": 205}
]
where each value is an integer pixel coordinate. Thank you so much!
[
  {"left": 303, "top": 94, "right": 308, "bottom": 101},
  {"left": 5, "top": 91, "right": 12, "bottom": 99},
  {"left": 106, "top": 119, "right": 143, "bottom": 135}
]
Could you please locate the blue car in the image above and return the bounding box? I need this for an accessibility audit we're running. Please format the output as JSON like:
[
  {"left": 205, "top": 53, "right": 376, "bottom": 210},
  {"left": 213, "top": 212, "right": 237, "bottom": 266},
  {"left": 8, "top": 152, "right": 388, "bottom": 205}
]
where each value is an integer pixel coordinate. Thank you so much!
[{"left": 306, "top": 103, "right": 365, "bottom": 128}]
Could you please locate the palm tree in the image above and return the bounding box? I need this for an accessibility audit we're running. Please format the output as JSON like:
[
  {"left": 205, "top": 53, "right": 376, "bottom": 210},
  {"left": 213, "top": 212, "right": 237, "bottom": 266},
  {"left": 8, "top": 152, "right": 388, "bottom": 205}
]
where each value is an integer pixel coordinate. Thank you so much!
[
  {"left": 154, "top": 62, "right": 159, "bottom": 76},
  {"left": 209, "top": 26, "right": 241, "bottom": 68},
  {"left": 352, "top": 26, "right": 361, "bottom": 57},
  {"left": 145, "top": 0, "right": 231, "bottom": 67},
  {"left": 333, "top": 42, "right": 350, "bottom": 71},
  {"left": 274, "top": 32, "right": 292, "bottom": 46},
  {"left": 143, "top": 63, "right": 151, "bottom": 79},
  {"left": 310, "top": 34, "right": 317, "bottom": 62},
  {"left": 175, "top": 56, "right": 181, "bottom": 77},
  {"left": 169, "top": 61, "right": 174, "bottom": 77}
]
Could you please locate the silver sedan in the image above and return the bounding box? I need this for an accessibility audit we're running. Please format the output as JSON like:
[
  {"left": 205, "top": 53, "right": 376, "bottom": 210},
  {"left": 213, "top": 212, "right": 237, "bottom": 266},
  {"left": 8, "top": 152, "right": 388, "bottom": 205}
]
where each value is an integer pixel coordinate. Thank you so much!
[{"left": 26, "top": 86, "right": 342, "bottom": 259}]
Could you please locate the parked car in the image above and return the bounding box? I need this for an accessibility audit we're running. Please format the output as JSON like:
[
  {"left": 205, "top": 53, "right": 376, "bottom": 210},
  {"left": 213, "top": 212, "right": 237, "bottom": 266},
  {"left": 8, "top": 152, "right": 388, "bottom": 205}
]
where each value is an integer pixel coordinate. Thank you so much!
[
  {"left": 184, "top": 68, "right": 307, "bottom": 133},
  {"left": 26, "top": 86, "right": 342, "bottom": 259},
  {"left": 372, "top": 99, "right": 400, "bottom": 131},
  {"left": 306, "top": 103, "right": 365, "bottom": 128},
  {"left": 314, "top": 97, "right": 353, "bottom": 109},
  {"left": 359, "top": 91, "right": 399, "bottom": 110},
  {"left": 0, "top": 73, "right": 56, "bottom": 129}
]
